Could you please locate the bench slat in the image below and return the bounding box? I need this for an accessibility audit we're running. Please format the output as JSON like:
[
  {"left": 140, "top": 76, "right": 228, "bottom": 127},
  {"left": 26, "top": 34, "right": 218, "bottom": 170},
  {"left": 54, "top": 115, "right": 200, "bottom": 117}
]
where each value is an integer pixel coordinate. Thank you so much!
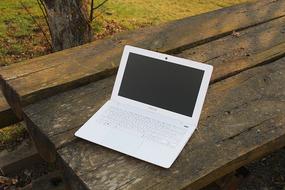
[
  {"left": 177, "top": 15, "right": 285, "bottom": 71},
  {"left": 2, "top": 0, "right": 285, "bottom": 121},
  {"left": 58, "top": 57, "right": 285, "bottom": 190}
]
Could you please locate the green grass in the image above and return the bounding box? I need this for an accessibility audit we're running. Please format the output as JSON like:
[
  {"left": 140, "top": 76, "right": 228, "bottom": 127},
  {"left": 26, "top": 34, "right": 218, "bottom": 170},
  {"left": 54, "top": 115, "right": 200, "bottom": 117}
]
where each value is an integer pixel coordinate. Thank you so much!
[
  {"left": 0, "top": 0, "right": 42, "bottom": 38},
  {"left": 0, "top": 0, "right": 48, "bottom": 66},
  {"left": 0, "top": 123, "right": 27, "bottom": 151},
  {"left": 93, "top": 0, "right": 248, "bottom": 30}
]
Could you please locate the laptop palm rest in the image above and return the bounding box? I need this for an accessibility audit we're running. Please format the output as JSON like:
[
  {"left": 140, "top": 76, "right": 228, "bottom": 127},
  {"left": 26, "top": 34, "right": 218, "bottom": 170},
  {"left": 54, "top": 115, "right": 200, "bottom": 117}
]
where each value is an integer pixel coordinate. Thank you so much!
[{"left": 102, "top": 128, "right": 143, "bottom": 154}]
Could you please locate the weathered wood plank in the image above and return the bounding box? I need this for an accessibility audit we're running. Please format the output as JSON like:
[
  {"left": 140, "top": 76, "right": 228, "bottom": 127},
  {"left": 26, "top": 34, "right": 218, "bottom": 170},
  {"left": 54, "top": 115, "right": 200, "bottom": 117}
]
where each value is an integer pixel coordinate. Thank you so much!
[
  {"left": 23, "top": 76, "right": 114, "bottom": 162},
  {"left": 56, "top": 57, "right": 285, "bottom": 190},
  {"left": 177, "top": 16, "right": 285, "bottom": 81},
  {"left": 210, "top": 42, "right": 285, "bottom": 82},
  {"left": 2, "top": 0, "right": 285, "bottom": 120}
]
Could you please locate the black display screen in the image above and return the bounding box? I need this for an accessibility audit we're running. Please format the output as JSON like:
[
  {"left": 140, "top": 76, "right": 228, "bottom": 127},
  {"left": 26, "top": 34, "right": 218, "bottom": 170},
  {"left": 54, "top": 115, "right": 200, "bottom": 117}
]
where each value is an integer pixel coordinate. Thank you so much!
[{"left": 118, "top": 53, "right": 204, "bottom": 117}]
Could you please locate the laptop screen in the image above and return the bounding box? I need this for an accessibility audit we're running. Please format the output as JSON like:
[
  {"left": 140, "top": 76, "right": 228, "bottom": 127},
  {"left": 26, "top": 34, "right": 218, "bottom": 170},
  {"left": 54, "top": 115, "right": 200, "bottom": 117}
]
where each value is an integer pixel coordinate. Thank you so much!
[{"left": 118, "top": 53, "right": 205, "bottom": 117}]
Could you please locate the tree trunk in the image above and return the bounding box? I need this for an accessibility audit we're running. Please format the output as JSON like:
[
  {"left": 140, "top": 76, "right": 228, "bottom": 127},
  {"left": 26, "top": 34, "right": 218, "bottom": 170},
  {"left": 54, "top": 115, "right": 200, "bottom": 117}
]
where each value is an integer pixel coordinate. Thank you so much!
[{"left": 42, "top": 0, "right": 93, "bottom": 51}]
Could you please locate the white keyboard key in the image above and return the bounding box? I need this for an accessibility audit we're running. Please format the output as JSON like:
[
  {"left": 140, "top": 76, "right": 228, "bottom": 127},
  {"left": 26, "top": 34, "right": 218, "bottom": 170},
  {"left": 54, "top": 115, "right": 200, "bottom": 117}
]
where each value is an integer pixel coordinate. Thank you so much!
[{"left": 97, "top": 106, "right": 188, "bottom": 147}]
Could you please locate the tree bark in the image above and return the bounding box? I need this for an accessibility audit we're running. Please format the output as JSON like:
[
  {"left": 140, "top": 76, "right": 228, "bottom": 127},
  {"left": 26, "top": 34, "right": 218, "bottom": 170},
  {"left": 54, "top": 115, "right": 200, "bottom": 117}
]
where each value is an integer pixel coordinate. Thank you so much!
[{"left": 42, "top": 0, "right": 93, "bottom": 51}]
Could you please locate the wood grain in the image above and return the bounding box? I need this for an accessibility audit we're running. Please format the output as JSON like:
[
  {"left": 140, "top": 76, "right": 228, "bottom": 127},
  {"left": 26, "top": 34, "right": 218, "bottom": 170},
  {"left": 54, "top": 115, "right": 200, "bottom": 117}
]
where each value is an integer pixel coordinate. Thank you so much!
[
  {"left": 177, "top": 16, "right": 285, "bottom": 82},
  {"left": 2, "top": 0, "right": 285, "bottom": 121}
]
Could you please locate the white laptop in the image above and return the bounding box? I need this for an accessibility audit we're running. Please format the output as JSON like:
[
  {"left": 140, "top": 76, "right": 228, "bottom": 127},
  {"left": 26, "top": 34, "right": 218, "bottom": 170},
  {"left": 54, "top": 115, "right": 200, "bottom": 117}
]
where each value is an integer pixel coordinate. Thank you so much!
[{"left": 75, "top": 45, "right": 213, "bottom": 168}]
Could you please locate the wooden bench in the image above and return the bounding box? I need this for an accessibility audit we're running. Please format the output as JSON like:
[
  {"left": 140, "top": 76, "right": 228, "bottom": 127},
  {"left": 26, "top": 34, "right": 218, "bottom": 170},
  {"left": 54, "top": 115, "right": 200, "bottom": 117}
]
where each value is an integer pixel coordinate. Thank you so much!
[
  {"left": 1, "top": 0, "right": 285, "bottom": 126},
  {"left": 1, "top": 0, "right": 285, "bottom": 189}
]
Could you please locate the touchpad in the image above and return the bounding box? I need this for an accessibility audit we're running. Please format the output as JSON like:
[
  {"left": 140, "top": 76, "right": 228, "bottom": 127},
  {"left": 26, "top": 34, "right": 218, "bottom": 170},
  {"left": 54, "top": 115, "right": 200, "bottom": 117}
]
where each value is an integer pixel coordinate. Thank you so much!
[{"left": 103, "top": 128, "right": 143, "bottom": 154}]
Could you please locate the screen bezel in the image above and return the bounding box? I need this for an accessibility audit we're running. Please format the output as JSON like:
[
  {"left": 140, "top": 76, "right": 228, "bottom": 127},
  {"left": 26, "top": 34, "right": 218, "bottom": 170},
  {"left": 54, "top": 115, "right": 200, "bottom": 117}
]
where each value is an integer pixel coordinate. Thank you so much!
[{"left": 111, "top": 45, "right": 213, "bottom": 124}]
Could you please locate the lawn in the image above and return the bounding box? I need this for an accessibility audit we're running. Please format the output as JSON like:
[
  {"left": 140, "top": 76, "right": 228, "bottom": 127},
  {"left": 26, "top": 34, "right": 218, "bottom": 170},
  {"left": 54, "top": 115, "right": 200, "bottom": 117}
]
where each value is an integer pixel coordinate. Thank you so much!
[
  {"left": 95, "top": 0, "right": 248, "bottom": 30},
  {"left": 0, "top": 0, "right": 49, "bottom": 66}
]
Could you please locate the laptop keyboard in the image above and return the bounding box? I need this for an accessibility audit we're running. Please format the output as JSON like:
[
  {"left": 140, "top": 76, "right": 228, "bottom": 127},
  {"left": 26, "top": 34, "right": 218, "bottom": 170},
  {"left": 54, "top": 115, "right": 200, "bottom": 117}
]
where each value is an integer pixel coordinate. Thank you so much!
[{"left": 97, "top": 106, "right": 188, "bottom": 147}]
